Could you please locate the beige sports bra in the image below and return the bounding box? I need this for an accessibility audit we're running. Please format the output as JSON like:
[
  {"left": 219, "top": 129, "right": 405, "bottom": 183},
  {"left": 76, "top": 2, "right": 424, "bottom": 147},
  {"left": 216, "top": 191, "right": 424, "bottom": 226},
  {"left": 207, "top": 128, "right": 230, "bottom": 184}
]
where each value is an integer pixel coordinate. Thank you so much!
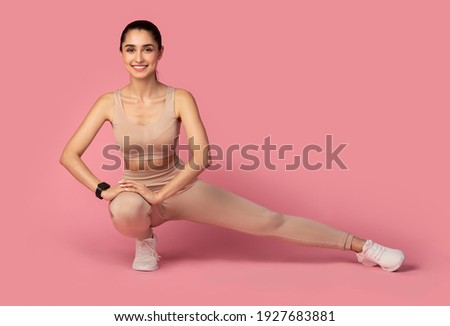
[{"left": 112, "top": 86, "right": 180, "bottom": 161}]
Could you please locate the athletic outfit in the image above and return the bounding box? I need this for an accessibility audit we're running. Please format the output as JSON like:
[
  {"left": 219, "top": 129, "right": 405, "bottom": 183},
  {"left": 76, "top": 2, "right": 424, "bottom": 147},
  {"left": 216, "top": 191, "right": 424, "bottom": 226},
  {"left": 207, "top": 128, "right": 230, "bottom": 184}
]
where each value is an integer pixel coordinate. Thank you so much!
[
  {"left": 107, "top": 85, "right": 405, "bottom": 272},
  {"left": 109, "top": 86, "right": 354, "bottom": 249}
]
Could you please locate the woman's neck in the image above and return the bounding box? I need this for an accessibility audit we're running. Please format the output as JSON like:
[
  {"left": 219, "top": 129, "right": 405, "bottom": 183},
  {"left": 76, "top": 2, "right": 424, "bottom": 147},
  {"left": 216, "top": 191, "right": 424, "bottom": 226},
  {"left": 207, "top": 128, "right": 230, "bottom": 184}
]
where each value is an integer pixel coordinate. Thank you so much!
[{"left": 127, "top": 77, "right": 161, "bottom": 101}]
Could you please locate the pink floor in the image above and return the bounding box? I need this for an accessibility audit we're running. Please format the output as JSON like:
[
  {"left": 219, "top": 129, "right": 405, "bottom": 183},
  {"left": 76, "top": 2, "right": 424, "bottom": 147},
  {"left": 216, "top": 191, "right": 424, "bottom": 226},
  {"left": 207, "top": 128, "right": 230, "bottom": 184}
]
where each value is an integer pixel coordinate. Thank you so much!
[{"left": 1, "top": 169, "right": 448, "bottom": 306}]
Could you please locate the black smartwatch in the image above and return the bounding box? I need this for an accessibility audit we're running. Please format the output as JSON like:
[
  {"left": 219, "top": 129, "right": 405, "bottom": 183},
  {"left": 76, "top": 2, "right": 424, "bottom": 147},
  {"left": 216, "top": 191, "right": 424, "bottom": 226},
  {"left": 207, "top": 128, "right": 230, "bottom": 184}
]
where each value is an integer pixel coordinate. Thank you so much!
[{"left": 95, "top": 182, "right": 110, "bottom": 200}]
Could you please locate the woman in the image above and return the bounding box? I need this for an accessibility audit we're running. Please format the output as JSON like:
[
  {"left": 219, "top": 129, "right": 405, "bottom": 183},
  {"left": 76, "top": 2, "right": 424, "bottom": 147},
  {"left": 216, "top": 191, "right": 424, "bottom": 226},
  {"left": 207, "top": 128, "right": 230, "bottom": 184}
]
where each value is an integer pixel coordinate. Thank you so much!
[{"left": 60, "top": 20, "right": 404, "bottom": 272}]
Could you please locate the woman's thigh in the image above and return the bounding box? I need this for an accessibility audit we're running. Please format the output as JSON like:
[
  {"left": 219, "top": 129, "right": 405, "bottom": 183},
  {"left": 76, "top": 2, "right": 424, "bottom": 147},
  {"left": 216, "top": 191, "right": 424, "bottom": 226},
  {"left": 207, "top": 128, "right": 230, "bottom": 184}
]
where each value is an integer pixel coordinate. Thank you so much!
[
  {"left": 161, "top": 180, "right": 351, "bottom": 249},
  {"left": 162, "top": 180, "right": 282, "bottom": 235}
]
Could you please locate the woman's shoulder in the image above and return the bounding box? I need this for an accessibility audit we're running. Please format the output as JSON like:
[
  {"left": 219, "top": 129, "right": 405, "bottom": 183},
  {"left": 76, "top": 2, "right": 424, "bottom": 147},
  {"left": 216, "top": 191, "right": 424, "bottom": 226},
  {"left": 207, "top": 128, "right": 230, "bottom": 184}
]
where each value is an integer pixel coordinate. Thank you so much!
[
  {"left": 88, "top": 91, "right": 116, "bottom": 122},
  {"left": 95, "top": 91, "right": 116, "bottom": 104},
  {"left": 172, "top": 86, "right": 196, "bottom": 103},
  {"left": 170, "top": 86, "right": 199, "bottom": 118}
]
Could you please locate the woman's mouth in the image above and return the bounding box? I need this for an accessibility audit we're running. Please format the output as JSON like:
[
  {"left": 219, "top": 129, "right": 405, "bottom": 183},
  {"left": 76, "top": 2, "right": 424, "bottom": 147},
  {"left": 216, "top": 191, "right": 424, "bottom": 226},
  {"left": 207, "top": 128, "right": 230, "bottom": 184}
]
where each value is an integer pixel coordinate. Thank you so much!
[{"left": 132, "top": 65, "right": 148, "bottom": 72}]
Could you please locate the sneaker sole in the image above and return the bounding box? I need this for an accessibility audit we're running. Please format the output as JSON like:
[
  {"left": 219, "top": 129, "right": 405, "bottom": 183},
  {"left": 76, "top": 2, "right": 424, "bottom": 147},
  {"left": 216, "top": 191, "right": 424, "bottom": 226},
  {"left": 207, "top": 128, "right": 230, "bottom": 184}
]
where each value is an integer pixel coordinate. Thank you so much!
[
  {"left": 380, "top": 254, "right": 405, "bottom": 272},
  {"left": 381, "top": 260, "right": 404, "bottom": 272},
  {"left": 132, "top": 265, "right": 159, "bottom": 272}
]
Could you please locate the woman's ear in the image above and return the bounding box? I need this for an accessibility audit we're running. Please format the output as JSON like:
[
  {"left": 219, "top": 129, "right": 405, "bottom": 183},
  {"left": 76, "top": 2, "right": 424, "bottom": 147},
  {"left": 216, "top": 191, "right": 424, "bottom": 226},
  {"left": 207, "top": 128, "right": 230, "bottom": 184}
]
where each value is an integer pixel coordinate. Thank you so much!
[{"left": 158, "top": 46, "right": 165, "bottom": 60}]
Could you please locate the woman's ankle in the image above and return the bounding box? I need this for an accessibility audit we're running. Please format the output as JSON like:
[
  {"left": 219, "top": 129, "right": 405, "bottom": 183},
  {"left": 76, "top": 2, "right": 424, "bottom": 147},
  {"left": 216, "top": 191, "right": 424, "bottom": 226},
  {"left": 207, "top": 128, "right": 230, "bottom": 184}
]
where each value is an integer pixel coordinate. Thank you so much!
[{"left": 351, "top": 237, "right": 367, "bottom": 253}]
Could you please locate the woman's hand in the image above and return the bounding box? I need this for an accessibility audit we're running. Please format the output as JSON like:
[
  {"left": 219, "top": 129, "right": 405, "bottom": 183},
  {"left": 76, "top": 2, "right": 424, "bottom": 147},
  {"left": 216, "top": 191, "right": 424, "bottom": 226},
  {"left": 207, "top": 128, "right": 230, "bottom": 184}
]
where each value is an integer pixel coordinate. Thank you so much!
[
  {"left": 118, "top": 179, "right": 162, "bottom": 205},
  {"left": 100, "top": 184, "right": 126, "bottom": 201}
]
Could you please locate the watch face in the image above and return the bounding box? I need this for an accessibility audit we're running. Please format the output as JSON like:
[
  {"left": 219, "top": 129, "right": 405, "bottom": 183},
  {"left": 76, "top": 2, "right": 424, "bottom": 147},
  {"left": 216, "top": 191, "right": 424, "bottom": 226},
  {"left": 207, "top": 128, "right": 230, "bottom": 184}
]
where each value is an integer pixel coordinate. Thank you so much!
[{"left": 98, "top": 182, "right": 110, "bottom": 190}]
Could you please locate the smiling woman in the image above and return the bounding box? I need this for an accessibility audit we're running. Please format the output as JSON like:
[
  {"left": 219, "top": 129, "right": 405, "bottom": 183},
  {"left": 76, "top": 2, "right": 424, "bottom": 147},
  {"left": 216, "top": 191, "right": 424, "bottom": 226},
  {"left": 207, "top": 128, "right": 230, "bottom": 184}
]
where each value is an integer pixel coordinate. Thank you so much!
[
  {"left": 121, "top": 22, "right": 163, "bottom": 79},
  {"left": 59, "top": 20, "right": 405, "bottom": 273}
]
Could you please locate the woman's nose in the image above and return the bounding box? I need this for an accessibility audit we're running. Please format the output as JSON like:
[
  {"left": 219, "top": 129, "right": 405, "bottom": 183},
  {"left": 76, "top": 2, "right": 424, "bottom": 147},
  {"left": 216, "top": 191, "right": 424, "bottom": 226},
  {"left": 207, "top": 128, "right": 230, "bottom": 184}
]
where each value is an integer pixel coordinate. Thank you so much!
[{"left": 136, "top": 51, "right": 144, "bottom": 62}]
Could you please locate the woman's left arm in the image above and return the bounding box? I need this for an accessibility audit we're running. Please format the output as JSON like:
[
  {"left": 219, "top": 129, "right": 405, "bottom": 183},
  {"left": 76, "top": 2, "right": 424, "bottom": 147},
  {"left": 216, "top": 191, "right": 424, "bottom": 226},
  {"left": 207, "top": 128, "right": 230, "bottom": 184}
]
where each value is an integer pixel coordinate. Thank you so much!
[{"left": 119, "top": 88, "right": 211, "bottom": 204}]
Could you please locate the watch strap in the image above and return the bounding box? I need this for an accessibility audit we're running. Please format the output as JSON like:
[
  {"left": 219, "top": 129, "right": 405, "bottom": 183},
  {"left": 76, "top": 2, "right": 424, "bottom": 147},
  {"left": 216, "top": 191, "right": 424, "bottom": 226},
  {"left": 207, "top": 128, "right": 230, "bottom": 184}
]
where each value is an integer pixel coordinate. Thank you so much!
[{"left": 95, "top": 182, "right": 111, "bottom": 200}]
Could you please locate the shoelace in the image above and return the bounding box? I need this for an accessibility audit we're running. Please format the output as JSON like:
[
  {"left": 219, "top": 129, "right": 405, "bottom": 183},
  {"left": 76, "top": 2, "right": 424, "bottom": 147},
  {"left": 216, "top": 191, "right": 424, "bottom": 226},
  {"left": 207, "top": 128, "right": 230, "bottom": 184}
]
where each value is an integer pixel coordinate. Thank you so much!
[
  {"left": 136, "top": 240, "right": 161, "bottom": 261},
  {"left": 363, "top": 242, "right": 385, "bottom": 262}
]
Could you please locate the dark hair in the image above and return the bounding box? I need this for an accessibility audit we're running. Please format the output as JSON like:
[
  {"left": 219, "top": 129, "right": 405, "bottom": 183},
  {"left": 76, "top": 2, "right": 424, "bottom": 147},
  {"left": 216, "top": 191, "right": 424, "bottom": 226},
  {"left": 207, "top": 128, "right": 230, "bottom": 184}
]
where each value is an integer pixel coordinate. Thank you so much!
[{"left": 119, "top": 20, "right": 162, "bottom": 52}]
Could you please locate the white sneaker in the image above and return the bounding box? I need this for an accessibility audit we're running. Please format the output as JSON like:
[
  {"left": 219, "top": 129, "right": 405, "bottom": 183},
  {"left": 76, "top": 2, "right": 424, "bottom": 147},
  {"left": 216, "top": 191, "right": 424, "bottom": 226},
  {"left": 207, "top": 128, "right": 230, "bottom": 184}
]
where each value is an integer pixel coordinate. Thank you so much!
[
  {"left": 132, "top": 235, "right": 161, "bottom": 271},
  {"left": 356, "top": 240, "right": 405, "bottom": 272}
]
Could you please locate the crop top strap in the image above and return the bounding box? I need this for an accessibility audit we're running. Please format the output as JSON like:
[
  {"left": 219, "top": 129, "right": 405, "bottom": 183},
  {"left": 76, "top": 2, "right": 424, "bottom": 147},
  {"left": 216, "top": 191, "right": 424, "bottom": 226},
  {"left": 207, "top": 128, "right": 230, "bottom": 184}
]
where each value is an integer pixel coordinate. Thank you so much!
[
  {"left": 112, "top": 90, "right": 125, "bottom": 125},
  {"left": 166, "top": 86, "right": 176, "bottom": 118}
]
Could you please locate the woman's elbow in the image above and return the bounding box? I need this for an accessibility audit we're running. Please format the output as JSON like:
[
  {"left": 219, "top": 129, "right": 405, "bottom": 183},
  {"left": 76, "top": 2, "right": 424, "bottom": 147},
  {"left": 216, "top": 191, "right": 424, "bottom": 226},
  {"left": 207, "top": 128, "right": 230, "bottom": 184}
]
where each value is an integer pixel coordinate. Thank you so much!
[
  {"left": 203, "top": 157, "right": 212, "bottom": 170},
  {"left": 202, "top": 150, "right": 213, "bottom": 170},
  {"left": 192, "top": 152, "right": 212, "bottom": 171},
  {"left": 59, "top": 150, "right": 70, "bottom": 167},
  {"left": 59, "top": 148, "right": 78, "bottom": 168}
]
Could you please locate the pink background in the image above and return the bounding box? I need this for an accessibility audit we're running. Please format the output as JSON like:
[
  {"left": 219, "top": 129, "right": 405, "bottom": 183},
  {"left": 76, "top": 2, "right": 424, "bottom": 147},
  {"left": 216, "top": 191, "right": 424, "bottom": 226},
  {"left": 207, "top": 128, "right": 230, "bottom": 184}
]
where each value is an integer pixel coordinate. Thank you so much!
[{"left": 0, "top": 0, "right": 449, "bottom": 305}]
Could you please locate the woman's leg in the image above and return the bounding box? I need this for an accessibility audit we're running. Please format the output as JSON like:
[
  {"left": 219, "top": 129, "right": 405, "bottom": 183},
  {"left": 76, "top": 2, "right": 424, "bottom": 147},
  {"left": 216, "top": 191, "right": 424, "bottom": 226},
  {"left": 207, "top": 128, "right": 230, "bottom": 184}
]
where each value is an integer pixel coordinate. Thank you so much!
[
  {"left": 109, "top": 192, "right": 168, "bottom": 239},
  {"left": 164, "top": 180, "right": 357, "bottom": 251},
  {"left": 163, "top": 180, "right": 404, "bottom": 271},
  {"left": 109, "top": 192, "right": 167, "bottom": 271},
  {"left": 108, "top": 192, "right": 153, "bottom": 240}
]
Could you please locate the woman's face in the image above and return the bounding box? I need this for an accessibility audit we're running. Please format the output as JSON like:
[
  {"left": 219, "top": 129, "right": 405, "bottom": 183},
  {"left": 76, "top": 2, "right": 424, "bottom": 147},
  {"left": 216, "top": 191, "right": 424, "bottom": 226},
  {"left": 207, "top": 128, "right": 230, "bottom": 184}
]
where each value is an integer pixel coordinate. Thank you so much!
[{"left": 121, "top": 29, "right": 163, "bottom": 80}]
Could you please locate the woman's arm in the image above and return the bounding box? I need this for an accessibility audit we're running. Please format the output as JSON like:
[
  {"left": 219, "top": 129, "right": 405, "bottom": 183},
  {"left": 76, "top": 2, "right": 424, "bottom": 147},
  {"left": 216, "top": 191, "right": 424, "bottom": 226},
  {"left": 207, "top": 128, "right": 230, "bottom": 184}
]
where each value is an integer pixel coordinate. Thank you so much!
[
  {"left": 119, "top": 88, "right": 211, "bottom": 204},
  {"left": 157, "top": 89, "right": 211, "bottom": 200},
  {"left": 59, "top": 93, "right": 124, "bottom": 200}
]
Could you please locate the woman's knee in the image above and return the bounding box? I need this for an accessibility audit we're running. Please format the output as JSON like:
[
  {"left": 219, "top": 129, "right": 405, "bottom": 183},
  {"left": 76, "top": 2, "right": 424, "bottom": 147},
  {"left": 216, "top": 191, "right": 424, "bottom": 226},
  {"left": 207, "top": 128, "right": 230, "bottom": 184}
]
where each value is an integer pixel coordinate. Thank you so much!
[
  {"left": 255, "top": 210, "right": 285, "bottom": 235},
  {"left": 109, "top": 192, "right": 152, "bottom": 229}
]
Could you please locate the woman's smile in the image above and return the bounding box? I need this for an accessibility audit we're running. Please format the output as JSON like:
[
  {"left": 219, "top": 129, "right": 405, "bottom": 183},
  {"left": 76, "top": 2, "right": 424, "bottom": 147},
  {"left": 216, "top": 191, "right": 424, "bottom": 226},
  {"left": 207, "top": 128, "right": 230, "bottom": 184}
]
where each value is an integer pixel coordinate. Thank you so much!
[{"left": 132, "top": 64, "right": 149, "bottom": 72}]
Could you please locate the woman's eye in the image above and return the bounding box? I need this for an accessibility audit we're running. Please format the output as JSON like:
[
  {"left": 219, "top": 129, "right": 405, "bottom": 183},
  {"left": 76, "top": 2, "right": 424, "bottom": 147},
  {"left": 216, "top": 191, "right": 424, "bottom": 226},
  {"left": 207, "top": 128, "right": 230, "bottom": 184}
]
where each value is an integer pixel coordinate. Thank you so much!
[
  {"left": 126, "top": 48, "right": 135, "bottom": 53},
  {"left": 144, "top": 48, "right": 153, "bottom": 53}
]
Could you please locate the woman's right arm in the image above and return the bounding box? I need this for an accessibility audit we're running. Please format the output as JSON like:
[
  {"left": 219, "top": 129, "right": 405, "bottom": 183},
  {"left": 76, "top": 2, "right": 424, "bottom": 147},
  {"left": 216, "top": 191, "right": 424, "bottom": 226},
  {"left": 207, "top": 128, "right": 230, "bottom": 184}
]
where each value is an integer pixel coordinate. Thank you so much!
[{"left": 59, "top": 93, "right": 124, "bottom": 200}]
